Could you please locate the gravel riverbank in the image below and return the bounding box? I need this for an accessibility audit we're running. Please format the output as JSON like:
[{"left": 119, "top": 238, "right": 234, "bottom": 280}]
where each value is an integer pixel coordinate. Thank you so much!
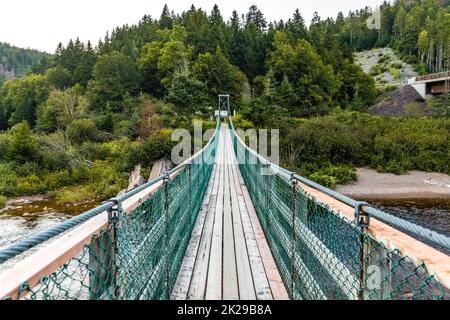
[{"left": 336, "top": 167, "right": 450, "bottom": 199}]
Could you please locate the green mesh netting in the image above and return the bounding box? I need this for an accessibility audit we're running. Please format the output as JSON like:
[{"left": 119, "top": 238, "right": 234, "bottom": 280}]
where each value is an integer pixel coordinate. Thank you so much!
[
  {"left": 7, "top": 126, "right": 218, "bottom": 300},
  {"left": 229, "top": 122, "right": 449, "bottom": 300}
]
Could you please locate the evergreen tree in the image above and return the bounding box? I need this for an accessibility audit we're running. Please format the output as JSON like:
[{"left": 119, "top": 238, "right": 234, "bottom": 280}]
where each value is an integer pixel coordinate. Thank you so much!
[
  {"left": 89, "top": 51, "right": 140, "bottom": 112},
  {"left": 160, "top": 4, "right": 173, "bottom": 29},
  {"left": 287, "top": 9, "right": 308, "bottom": 42}
]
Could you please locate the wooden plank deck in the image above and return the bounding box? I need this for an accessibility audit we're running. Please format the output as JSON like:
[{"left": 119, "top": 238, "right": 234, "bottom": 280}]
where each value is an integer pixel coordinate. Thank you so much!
[{"left": 172, "top": 124, "right": 289, "bottom": 300}]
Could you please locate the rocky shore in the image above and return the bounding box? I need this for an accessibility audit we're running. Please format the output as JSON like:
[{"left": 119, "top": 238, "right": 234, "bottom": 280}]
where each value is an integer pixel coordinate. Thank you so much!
[{"left": 336, "top": 167, "right": 450, "bottom": 199}]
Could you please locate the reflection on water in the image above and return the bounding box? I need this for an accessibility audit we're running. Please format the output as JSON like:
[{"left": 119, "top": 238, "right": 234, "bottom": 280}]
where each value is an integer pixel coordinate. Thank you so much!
[
  {"left": 364, "top": 198, "right": 450, "bottom": 254},
  {"left": 0, "top": 200, "right": 99, "bottom": 249},
  {"left": 366, "top": 198, "right": 450, "bottom": 236}
]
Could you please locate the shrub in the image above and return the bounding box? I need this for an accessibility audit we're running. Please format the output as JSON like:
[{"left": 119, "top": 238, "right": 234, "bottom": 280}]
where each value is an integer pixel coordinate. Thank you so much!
[
  {"left": 0, "top": 163, "right": 19, "bottom": 196},
  {"left": 86, "top": 160, "right": 128, "bottom": 198},
  {"left": 6, "top": 121, "right": 37, "bottom": 163},
  {"left": 390, "top": 62, "right": 403, "bottom": 69},
  {"left": 16, "top": 175, "right": 47, "bottom": 195},
  {"left": 126, "top": 131, "right": 175, "bottom": 170},
  {"left": 308, "top": 173, "right": 338, "bottom": 189},
  {"left": 55, "top": 185, "right": 93, "bottom": 204},
  {"left": 66, "top": 119, "right": 99, "bottom": 145},
  {"left": 389, "top": 68, "right": 401, "bottom": 80},
  {"left": 0, "top": 195, "right": 6, "bottom": 209},
  {"left": 43, "top": 170, "right": 72, "bottom": 190}
]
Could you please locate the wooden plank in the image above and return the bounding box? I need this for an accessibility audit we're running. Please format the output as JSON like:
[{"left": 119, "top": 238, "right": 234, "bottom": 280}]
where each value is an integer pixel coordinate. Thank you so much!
[
  {"left": 0, "top": 212, "right": 109, "bottom": 300},
  {"left": 225, "top": 131, "right": 257, "bottom": 300},
  {"left": 170, "top": 161, "right": 218, "bottom": 300},
  {"left": 237, "top": 170, "right": 290, "bottom": 300},
  {"left": 230, "top": 160, "right": 272, "bottom": 300},
  {"left": 188, "top": 132, "right": 224, "bottom": 300},
  {"left": 205, "top": 126, "right": 225, "bottom": 300},
  {"left": 222, "top": 137, "right": 239, "bottom": 300}
]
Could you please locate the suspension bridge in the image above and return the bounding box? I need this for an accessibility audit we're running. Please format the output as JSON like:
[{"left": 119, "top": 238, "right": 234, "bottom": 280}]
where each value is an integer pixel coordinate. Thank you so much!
[{"left": 0, "top": 96, "right": 449, "bottom": 300}]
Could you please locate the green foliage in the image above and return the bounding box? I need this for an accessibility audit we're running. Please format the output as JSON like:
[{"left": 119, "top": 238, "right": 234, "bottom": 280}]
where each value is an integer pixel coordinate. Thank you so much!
[
  {"left": 36, "top": 86, "right": 88, "bottom": 132},
  {"left": 0, "top": 74, "right": 49, "bottom": 127},
  {"left": 6, "top": 121, "right": 37, "bottom": 163},
  {"left": 389, "top": 68, "right": 401, "bottom": 80},
  {"left": 88, "top": 51, "right": 140, "bottom": 112},
  {"left": 192, "top": 48, "right": 244, "bottom": 107},
  {"left": 139, "top": 41, "right": 164, "bottom": 96},
  {"left": 45, "top": 66, "right": 73, "bottom": 90},
  {"left": 430, "top": 93, "right": 450, "bottom": 118},
  {"left": 126, "top": 131, "right": 175, "bottom": 170},
  {"left": 308, "top": 173, "right": 338, "bottom": 189},
  {"left": 165, "top": 71, "right": 208, "bottom": 115},
  {"left": 0, "top": 163, "right": 19, "bottom": 196},
  {"left": 337, "top": 60, "right": 376, "bottom": 110},
  {"left": 268, "top": 32, "right": 339, "bottom": 117},
  {"left": 231, "top": 114, "right": 254, "bottom": 130},
  {"left": 0, "top": 195, "right": 6, "bottom": 208},
  {"left": 54, "top": 185, "right": 93, "bottom": 203},
  {"left": 0, "top": 4, "right": 448, "bottom": 202},
  {"left": 307, "top": 164, "right": 358, "bottom": 189},
  {"left": 66, "top": 118, "right": 99, "bottom": 145},
  {"left": 281, "top": 110, "right": 450, "bottom": 178}
]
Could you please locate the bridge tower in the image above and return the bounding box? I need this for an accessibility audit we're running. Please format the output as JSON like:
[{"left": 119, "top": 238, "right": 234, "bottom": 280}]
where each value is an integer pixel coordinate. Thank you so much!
[{"left": 218, "top": 94, "right": 231, "bottom": 118}]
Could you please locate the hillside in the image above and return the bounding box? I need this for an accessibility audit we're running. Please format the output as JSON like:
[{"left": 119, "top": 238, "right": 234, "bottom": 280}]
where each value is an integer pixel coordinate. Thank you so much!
[
  {"left": 354, "top": 48, "right": 417, "bottom": 87},
  {"left": 0, "top": 42, "right": 51, "bottom": 82}
]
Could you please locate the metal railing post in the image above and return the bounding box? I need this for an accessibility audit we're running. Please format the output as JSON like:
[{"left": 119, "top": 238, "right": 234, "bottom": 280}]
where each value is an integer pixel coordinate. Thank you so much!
[
  {"left": 263, "top": 163, "right": 270, "bottom": 232},
  {"left": 162, "top": 173, "right": 170, "bottom": 300},
  {"left": 187, "top": 163, "right": 194, "bottom": 228},
  {"left": 290, "top": 174, "right": 298, "bottom": 299},
  {"left": 89, "top": 198, "right": 121, "bottom": 300},
  {"left": 355, "top": 202, "right": 391, "bottom": 300}
]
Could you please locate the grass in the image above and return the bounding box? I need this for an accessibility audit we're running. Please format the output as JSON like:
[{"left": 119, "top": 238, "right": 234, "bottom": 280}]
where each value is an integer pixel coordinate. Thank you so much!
[{"left": 53, "top": 185, "right": 95, "bottom": 204}]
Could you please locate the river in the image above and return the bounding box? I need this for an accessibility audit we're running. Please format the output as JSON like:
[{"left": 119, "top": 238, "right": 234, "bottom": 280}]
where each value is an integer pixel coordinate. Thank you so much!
[{"left": 0, "top": 199, "right": 99, "bottom": 249}]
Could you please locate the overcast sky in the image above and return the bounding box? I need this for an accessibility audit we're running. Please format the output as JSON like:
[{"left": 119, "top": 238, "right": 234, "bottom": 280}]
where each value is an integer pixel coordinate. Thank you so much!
[{"left": 0, "top": 0, "right": 387, "bottom": 53}]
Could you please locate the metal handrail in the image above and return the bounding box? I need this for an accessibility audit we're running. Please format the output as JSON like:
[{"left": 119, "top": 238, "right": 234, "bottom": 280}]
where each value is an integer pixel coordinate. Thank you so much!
[{"left": 415, "top": 71, "right": 450, "bottom": 82}]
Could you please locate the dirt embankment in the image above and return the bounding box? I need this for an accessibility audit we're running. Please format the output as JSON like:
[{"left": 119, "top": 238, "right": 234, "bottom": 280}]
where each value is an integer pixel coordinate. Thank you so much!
[
  {"left": 336, "top": 167, "right": 450, "bottom": 199},
  {"left": 368, "top": 85, "right": 433, "bottom": 116}
]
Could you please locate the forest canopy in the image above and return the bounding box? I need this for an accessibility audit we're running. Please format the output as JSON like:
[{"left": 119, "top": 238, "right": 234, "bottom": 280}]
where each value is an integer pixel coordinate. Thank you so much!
[{"left": 0, "top": 1, "right": 449, "bottom": 202}]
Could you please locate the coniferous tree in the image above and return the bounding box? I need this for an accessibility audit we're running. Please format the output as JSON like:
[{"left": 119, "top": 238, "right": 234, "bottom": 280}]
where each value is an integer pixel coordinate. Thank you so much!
[{"left": 160, "top": 4, "right": 173, "bottom": 29}]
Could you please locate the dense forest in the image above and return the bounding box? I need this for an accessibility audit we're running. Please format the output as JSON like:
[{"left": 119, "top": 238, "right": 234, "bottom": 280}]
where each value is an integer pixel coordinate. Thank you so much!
[
  {"left": 0, "top": 1, "right": 449, "bottom": 207},
  {"left": 0, "top": 42, "right": 51, "bottom": 83},
  {"left": 334, "top": 0, "right": 450, "bottom": 73}
]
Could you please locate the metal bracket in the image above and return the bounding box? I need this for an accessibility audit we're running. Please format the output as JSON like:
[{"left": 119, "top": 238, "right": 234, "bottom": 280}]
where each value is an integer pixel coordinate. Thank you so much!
[
  {"left": 290, "top": 173, "right": 298, "bottom": 186},
  {"left": 162, "top": 172, "right": 170, "bottom": 185},
  {"left": 108, "top": 197, "right": 123, "bottom": 223},
  {"left": 260, "top": 162, "right": 271, "bottom": 175},
  {"left": 354, "top": 201, "right": 370, "bottom": 228}
]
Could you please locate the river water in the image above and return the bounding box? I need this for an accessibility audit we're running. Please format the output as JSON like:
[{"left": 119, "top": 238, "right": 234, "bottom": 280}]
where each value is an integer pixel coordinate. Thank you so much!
[{"left": 0, "top": 200, "right": 99, "bottom": 249}]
